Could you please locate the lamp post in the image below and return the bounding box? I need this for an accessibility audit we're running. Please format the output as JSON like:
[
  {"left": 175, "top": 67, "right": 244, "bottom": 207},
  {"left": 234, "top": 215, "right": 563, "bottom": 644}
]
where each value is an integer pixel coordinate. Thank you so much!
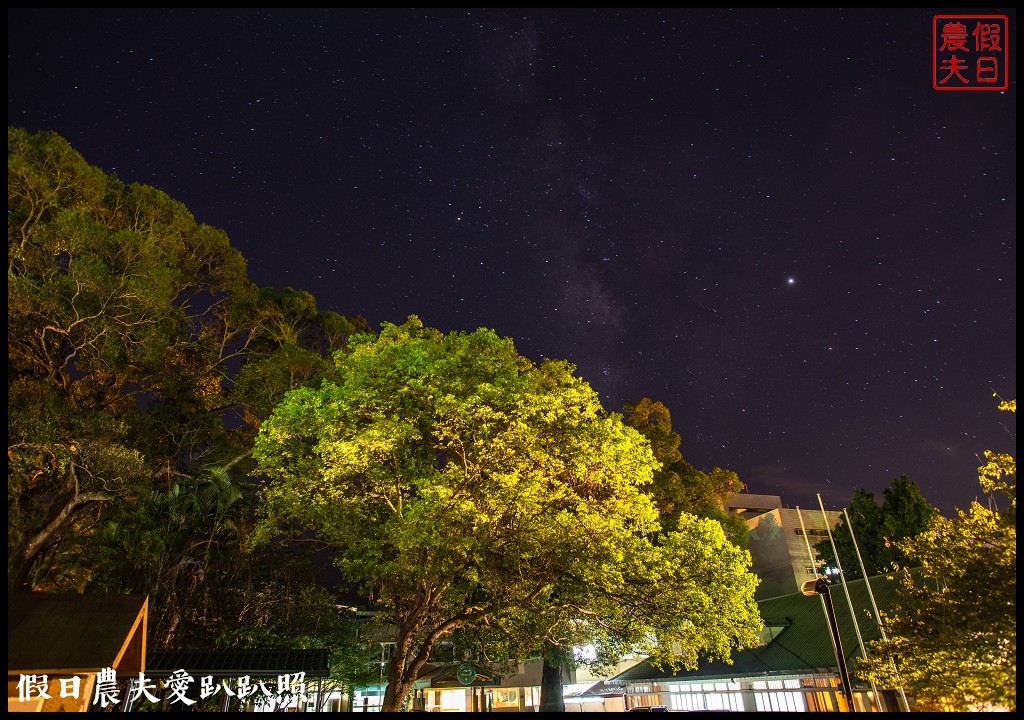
[{"left": 802, "top": 578, "right": 857, "bottom": 712}]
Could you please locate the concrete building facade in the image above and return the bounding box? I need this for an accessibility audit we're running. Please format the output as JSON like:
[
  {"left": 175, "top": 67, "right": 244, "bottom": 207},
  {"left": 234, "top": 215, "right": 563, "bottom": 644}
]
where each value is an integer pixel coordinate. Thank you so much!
[{"left": 724, "top": 493, "right": 842, "bottom": 600}]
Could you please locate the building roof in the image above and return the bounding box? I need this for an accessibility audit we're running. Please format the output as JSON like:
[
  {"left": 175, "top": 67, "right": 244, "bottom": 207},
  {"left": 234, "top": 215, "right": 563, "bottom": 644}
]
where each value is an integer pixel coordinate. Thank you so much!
[
  {"left": 722, "top": 492, "right": 782, "bottom": 520},
  {"left": 607, "top": 573, "right": 903, "bottom": 686},
  {"left": 145, "top": 649, "right": 331, "bottom": 678},
  {"left": 7, "top": 593, "right": 148, "bottom": 675},
  {"left": 412, "top": 662, "right": 504, "bottom": 688}
]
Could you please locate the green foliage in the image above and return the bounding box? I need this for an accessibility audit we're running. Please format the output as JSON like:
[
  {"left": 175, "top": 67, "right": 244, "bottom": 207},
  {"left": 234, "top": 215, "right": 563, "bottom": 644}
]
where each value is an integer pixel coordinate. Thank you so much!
[
  {"left": 8, "top": 128, "right": 756, "bottom": 708},
  {"left": 855, "top": 400, "right": 1016, "bottom": 711},
  {"left": 623, "top": 398, "right": 746, "bottom": 544},
  {"left": 229, "top": 287, "right": 372, "bottom": 426},
  {"left": 8, "top": 126, "right": 255, "bottom": 592},
  {"left": 8, "top": 128, "right": 369, "bottom": 659},
  {"left": 814, "top": 475, "right": 938, "bottom": 580},
  {"left": 83, "top": 465, "right": 248, "bottom": 643},
  {"left": 253, "top": 319, "right": 762, "bottom": 711}
]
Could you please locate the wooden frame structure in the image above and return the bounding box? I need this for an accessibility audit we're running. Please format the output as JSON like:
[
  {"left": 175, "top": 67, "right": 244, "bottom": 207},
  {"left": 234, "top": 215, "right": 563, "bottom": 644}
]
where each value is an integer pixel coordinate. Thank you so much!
[{"left": 7, "top": 594, "right": 148, "bottom": 712}]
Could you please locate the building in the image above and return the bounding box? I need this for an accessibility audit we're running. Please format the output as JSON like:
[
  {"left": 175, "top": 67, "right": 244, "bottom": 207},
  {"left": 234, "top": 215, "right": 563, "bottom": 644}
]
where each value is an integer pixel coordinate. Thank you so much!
[
  {"left": 327, "top": 650, "right": 642, "bottom": 712},
  {"left": 8, "top": 594, "right": 149, "bottom": 712},
  {"left": 601, "top": 573, "right": 912, "bottom": 712},
  {"left": 724, "top": 493, "right": 843, "bottom": 600}
]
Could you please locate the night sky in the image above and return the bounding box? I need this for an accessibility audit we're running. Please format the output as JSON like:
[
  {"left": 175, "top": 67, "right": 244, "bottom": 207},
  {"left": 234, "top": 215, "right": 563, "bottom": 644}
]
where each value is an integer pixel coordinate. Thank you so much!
[{"left": 8, "top": 8, "right": 1016, "bottom": 516}]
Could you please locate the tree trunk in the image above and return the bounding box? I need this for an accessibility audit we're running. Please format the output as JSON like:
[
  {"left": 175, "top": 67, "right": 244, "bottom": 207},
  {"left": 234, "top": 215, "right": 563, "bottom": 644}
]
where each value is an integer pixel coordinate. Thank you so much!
[
  {"left": 381, "top": 675, "right": 414, "bottom": 713},
  {"left": 539, "top": 643, "right": 567, "bottom": 712},
  {"left": 9, "top": 484, "right": 111, "bottom": 593}
]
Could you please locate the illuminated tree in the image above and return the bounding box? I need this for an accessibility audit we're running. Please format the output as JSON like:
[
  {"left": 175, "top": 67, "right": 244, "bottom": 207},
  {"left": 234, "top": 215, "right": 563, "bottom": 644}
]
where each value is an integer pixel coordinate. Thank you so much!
[
  {"left": 856, "top": 399, "right": 1016, "bottom": 711},
  {"left": 8, "top": 129, "right": 369, "bottom": 659},
  {"left": 624, "top": 398, "right": 747, "bottom": 543},
  {"left": 8, "top": 127, "right": 251, "bottom": 592},
  {"left": 253, "top": 318, "right": 761, "bottom": 711}
]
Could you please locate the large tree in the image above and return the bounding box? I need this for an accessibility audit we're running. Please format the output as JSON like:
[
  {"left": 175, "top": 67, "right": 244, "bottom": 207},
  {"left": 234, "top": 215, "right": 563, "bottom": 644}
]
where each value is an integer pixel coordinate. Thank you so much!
[
  {"left": 524, "top": 397, "right": 751, "bottom": 711},
  {"left": 855, "top": 399, "right": 1016, "bottom": 711},
  {"left": 8, "top": 127, "right": 253, "bottom": 592},
  {"left": 8, "top": 128, "right": 369, "bottom": 658},
  {"left": 252, "top": 317, "right": 761, "bottom": 711},
  {"left": 814, "top": 475, "right": 938, "bottom": 580}
]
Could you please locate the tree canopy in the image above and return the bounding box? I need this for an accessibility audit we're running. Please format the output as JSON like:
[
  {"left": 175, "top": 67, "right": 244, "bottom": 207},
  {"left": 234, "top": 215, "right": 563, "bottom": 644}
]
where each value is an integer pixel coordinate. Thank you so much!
[
  {"left": 855, "top": 399, "right": 1016, "bottom": 711},
  {"left": 814, "top": 475, "right": 938, "bottom": 581},
  {"left": 623, "top": 398, "right": 747, "bottom": 544},
  {"left": 8, "top": 127, "right": 369, "bottom": 660},
  {"left": 10, "top": 129, "right": 760, "bottom": 710},
  {"left": 9, "top": 126, "right": 249, "bottom": 595},
  {"left": 253, "top": 318, "right": 762, "bottom": 711}
]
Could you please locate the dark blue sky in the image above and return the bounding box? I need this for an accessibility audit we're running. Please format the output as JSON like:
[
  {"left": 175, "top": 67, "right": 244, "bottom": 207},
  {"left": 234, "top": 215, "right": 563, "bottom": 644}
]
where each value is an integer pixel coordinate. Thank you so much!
[{"left": 8, "top": 8, "right": 1016, "bottom": 515}]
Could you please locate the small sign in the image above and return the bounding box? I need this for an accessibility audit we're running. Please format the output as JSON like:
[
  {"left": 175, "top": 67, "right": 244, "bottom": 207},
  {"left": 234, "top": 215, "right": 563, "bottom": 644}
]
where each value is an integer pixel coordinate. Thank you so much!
[
  {"left": 456, "top": 663, "right": 476, "bottom": 686},
  {"left": 933, "top": 15, "right": 1009, "bottom": 91}
]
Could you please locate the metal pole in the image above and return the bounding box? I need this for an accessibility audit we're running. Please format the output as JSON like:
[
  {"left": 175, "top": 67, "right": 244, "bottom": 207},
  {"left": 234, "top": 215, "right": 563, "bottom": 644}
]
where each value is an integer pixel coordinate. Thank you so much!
[
  {"left": 796, "top": 506, "right": 821, "bottom": 581},
  {"left": 798, "top": 506, "right": 848, "bottom": 707},
  {"left": 815, "top": 578, "right": 858, "bottom": 712},
  {"left": 844, "top": 508, "right": 911, "bottom": 712},
  {"left": 798, "top": 510, "right": 856, "bottom": 712},
  {"left": 818, "top": 494, "right": 877, "bottom": 710}
]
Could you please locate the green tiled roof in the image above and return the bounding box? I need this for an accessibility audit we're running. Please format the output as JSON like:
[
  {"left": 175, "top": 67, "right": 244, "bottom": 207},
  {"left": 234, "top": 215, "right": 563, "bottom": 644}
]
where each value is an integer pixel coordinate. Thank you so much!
[{"left": 609, "top": 573, "right": 904, "bottom": 686}]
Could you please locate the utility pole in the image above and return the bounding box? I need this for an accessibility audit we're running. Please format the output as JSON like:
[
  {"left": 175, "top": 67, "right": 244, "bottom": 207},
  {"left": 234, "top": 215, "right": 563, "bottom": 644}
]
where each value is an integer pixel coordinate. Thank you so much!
[
  {"left": 819, "top": 494, "right": 878, "bottom": 709},
  {"left": 844, "top": 508, "right": 911, "bottom": 712},
  {"left": 802, "top": 577, "right": 857, "bottom": 712}
]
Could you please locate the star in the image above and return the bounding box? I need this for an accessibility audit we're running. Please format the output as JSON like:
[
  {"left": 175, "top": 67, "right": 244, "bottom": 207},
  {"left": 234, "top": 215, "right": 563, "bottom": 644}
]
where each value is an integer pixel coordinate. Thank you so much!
[{"left": 7, "top": 8, "right": 1013, "bottom": 518}]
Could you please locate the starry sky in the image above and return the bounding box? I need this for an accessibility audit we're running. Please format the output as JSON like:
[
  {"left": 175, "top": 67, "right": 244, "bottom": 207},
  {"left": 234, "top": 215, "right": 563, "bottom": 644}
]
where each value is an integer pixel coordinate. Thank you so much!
[{"left": 8, "top": 8, "right": 1016, "bottom": 516}]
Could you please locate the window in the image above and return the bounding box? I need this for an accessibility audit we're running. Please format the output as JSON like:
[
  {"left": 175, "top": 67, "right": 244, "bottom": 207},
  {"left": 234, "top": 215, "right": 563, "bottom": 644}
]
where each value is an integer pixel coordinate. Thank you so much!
[
  {"left": 493, "top": 689, "right": 518, "bottom": 709},
  {"left": 439, "top": 689, "right": 465, "bottom": 712},
  {"left": 754, "top": 691, "right": 805, "bottom": 712}
]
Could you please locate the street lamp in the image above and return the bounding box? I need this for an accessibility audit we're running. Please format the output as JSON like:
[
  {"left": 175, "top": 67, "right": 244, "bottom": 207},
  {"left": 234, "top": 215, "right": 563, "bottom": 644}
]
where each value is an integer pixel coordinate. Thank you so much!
[{"left": 802, "top": 578, "right": 857, "bottom": 712}]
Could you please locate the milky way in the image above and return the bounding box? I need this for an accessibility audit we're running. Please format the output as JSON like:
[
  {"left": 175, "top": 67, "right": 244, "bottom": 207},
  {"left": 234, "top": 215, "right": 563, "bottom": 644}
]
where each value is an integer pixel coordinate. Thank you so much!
[{"left": 8, "top": 8, "right": 1016, "bottom": 514}]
